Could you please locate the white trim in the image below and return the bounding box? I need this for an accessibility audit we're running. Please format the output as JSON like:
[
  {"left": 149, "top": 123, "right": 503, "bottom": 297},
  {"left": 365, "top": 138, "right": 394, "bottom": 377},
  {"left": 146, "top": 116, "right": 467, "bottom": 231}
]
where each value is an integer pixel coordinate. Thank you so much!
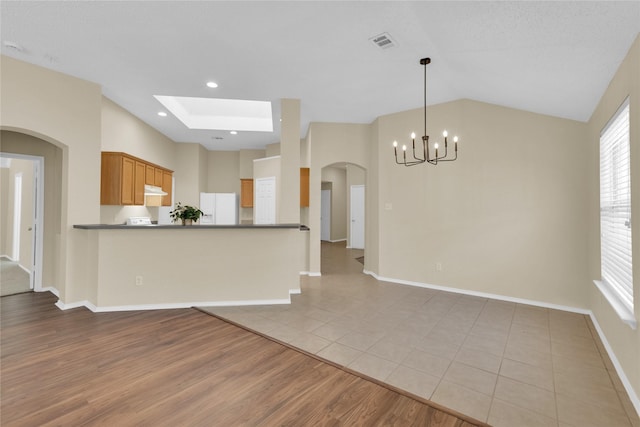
[
  {"left": 329, "top": 238, "right": 346, "bottom": 243},
  {"left": 308, "top": 272, "right": 322, "bottom": 277},
  {"left": 363, "top": 270, "right": 640, "bottom": 417},
  {"left": 55, "top": 298, "right": 292, "bottom": 313},
  {"left": 299, "top": 271, "right": 310, "bottom": 276},
  {"left": 363, "top": 270, "right": 591, "bottom": 314},
  {"left": 0, "top": 254, "right": 13, "bottom": 260},
  {"left": 289, "top": 288, "right": 301, "bottom": 295},
  {"left": 594, "top": 280, "right": 637, "bottom": 329},
  {"left": 589, "top": 311, "right": 640, "bottom": 417}
]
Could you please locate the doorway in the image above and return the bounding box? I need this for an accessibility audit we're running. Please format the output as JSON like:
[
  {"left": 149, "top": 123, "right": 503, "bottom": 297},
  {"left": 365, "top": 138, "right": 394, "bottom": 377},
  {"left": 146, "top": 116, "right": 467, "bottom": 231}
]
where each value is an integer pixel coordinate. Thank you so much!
[{"left": 0, "top": 154, "right": 44, "bottom": 296}]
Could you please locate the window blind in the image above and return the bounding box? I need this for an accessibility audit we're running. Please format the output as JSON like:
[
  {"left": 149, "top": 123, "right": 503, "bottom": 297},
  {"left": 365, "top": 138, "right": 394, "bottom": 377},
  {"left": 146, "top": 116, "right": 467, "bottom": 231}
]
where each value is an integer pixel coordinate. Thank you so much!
[{"left": 600, "top": 98, "right": 633, "bottom": 311}]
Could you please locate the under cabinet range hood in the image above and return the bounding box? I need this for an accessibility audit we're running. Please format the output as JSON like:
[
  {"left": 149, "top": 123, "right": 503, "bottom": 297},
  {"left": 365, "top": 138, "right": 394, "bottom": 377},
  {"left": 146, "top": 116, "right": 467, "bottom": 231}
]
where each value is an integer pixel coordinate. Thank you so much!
[{"left": 144, "top": 185, "right": 168, "bottom": 196}]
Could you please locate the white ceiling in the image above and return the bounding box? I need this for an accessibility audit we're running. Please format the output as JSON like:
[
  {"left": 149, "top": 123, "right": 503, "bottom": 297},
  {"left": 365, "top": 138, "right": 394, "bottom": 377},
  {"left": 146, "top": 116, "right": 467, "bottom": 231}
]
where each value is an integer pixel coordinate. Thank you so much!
[{"left": 2, "top": 1, "right": 639, "bottom": 151}]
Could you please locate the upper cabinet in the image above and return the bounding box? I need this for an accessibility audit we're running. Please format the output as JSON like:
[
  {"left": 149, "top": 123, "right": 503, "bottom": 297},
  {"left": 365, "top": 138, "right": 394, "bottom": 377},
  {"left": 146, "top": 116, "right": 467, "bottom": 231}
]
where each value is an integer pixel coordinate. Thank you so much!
[
  {"left": 300, "top": 167, "right": 309, "bottom": 207},
  {"left": 240, "top": 179, "right": 254, "bottom": 208},
  {"left": 101, "top": 152, "right": 173, "bottom": 206}
]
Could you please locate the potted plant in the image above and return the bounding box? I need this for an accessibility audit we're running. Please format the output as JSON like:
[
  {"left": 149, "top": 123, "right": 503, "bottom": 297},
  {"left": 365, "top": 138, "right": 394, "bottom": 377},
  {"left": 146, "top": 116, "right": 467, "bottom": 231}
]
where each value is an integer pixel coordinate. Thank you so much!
[{"left": 169, "top": 202, "right": 204, "bottom": 226}]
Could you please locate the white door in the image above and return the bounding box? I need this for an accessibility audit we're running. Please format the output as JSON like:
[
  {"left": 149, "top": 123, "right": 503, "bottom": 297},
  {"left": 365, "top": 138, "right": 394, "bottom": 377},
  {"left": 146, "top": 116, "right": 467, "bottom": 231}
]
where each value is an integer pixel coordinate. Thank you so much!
[
  {"left": 350, "top": 185, "right": 365, "bottom": 249},
  {"left": 321, "top": 189, "right": 331, "bottom": 241},
  {"left": 255, "top": 177, "right": 276, "bottom": 224},
  {"left": 199, "top": 192, "right": 215, "bottom": 224}
]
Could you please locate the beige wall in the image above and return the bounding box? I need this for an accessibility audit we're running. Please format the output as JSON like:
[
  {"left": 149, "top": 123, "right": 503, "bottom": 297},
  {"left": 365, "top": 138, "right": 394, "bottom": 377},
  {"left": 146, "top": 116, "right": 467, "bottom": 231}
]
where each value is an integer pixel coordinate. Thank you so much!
[
  {"left": 174, "top": 143, "right": 205, "bottom": 207},
  {"left": 280, "top": 99, "right": 301, "bottom": 224},
  {"left": 376, "top": 99, "right": 589, "bottom": 307},
  {"left": 1, "top": 56, "right": 102, "bottom": 303},
  {"left": 208, "top": 151, "right": 240, "bottom": 193},
  {"left": 321, "top": 166, "right": 347, "bottom": 241},
  {"left": 266, "top": 143, "right": 280, "bottom": 157},
  {"left": 84, "top": 227, "right": 300, "bottom": 308},
  {"left": 587, "top": 35, "right": 640, "bottom": 406}
]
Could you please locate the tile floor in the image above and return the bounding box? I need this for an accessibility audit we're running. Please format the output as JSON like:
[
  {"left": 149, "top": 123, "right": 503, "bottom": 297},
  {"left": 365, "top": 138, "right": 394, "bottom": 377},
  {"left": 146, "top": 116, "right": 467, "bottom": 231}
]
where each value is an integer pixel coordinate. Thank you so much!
[
  {"left": 0, "top": 257, "right": 31, "bottom": 296},
  {"left": 200, "top": 242, "right": 639, "bottom": 427}
]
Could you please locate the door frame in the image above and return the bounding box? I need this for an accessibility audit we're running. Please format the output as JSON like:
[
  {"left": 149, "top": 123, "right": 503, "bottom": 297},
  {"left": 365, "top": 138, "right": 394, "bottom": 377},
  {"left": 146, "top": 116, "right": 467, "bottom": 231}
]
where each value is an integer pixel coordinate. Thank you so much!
[
  {"left": 320, "top": 189, "right": 331, "bottom": 241},
  {"left": 349, "top": 184, "right": 365, "bottom": 249},
  {"left": 0, "top": 153, "right": 44, "bottom": 291}
]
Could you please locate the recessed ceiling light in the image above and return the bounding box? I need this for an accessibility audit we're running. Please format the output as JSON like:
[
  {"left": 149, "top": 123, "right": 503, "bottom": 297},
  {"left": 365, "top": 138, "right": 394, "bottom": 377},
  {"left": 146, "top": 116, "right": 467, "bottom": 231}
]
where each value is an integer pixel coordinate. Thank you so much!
[
  {"left": 206, "top": 81, "right": 218, "bottom": 88},
  {"left": 158, "top": 111, "right": 167, "bottom": 117},
  {"left": 230, "top": 131, "right": 237, "bottom": 135}
]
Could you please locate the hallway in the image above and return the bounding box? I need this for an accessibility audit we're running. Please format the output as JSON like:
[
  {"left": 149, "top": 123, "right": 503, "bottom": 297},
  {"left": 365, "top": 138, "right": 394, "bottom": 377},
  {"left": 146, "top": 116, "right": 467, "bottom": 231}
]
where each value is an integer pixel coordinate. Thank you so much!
[{"left": 201, "top": 242, "right": 639, "bottom": 426}]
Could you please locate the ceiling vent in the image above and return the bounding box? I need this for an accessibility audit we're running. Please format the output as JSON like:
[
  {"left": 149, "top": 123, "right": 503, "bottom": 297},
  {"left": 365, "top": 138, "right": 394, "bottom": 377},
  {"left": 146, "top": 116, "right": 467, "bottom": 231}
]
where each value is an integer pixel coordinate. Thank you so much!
[{"left": 370, "top": 32, "right": 396, "bottom": 50}]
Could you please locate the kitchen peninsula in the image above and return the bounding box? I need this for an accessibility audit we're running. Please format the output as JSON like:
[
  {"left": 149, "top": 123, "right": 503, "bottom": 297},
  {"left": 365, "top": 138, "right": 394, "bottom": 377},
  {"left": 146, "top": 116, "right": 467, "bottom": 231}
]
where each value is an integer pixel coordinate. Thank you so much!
[{"left": 72, "top": 223, "right": 303, "bottom": 311}]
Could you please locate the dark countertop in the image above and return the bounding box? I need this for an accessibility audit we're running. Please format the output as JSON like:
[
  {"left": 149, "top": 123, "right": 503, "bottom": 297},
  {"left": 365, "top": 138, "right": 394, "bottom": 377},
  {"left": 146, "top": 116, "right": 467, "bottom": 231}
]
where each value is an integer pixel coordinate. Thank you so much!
[{"left": 74, "top": 223, "right": 304, "bottom": 230}]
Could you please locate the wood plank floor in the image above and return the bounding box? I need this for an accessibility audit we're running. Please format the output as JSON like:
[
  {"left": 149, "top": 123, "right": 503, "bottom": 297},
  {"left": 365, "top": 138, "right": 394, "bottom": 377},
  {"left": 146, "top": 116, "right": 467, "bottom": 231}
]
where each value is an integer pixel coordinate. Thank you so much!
[{"left": 1, "top": 292, "right": 487, "bottom": 427}]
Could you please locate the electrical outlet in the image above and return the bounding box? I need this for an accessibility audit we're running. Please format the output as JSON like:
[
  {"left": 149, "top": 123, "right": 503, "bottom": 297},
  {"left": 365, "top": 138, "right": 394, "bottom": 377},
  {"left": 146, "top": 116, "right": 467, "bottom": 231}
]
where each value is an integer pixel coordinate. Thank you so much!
[
  {"left": 135, "top": 275, "right": 143, "bottom": 286},
  {"left": 436, "top": 262, "right": 443, "bottom": 272}
]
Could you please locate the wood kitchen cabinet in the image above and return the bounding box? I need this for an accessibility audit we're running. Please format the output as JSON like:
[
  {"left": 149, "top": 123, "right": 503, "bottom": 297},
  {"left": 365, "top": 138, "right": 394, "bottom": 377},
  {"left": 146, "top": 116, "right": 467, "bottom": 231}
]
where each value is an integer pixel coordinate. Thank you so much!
[
  {"left": 101, "top": 152, "right": 173, "bottom": 206},
  {"left": 240, "top": 179, "right": 254, "bottom": 208},
  {"left": 300, "top": 167, "right": 310, "bottom": 207}
]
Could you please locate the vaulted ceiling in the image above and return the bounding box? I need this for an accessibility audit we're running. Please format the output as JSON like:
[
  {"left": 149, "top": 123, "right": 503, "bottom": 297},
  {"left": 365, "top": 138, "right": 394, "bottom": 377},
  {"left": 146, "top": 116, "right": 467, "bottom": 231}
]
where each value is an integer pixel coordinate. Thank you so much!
[{"left": 2, "top": 1, "right": 639, "bottom": 150}]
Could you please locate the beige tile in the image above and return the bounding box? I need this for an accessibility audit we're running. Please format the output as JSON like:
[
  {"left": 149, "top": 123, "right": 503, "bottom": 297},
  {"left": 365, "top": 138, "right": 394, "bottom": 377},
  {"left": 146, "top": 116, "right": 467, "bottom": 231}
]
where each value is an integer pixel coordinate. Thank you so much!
[
  {"left": 488, "top": 399, "right": 558, "bottom": 427},
  {"left": 367, "top": 337, "right": 412, "bottom": 363},
  {"left": 385, "top": 365, "right": 441, "bottom": 400},
  {"left": 431, "top": 380, "right": 492, "bottom": 422},
  {"left": 508, "top": 330, "right": 552, "bottom": 351},
  {"left": 504, "top": 342, "right": 553, "bottom": 369},
  {"left": 286, "top": 316, "right": 326, "bottom": 332},
  {"left": 413, "top": 335, "right": 460, "bottom": 360},
  {"left": 316, "top": 342, "right": 362, "bottom": 366},
  {"left": 500, "top": 358, "right": 554, "bottom": 391},
  {"left": 554, "top": 373, "right": 624, "bottom": 413},
  {"left": 289, "top": 332, "right": 332, "bottom": 354},
  {"left": 494, "top": 376, "right": 557, "bottom": 418},
  {"left": 443, "top": 361, "right": 497, "bottom": 396},
  {"left": 267, "top": 324, "right": 304, "bottom": 343},
  {"left": 551, "top": 354, "right": 613, "bottom": 388},
  {"left": 469, "top": 322, "right": 510, "bottom": 341},
  {"left": 455, "top": 347, "right": 502, "bottom": 374},
  {"left": 336, "top": 330, "right": 383, "bottom": 351},
  {"left": 401, "top": 348, "right": 451, "bottom": 378},
  {"left": 462, "top": 333, "right": 507, "bottom": 357},
  {"left": 550, "top": 341, "right": 604, "bottom": 368},
  {"left": 348, "top": 353, "right": 398, "bottom": 382},
  {"left": 510, "top": 321, "right": 551, "bottom": 341},
  {"left": 426, "top": 327, "right": 468, "bottom": 346},
  {"left": 556, "top": 393, "right": 631, "bottom": 427},
  {"left": 311, "top": 322, "right": 350, "bottom": 341}
]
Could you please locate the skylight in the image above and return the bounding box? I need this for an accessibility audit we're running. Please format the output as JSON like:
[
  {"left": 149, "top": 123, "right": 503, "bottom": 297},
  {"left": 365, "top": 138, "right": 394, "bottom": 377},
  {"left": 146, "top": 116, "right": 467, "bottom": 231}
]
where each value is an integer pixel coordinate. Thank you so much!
[{"left": 154, "top": 96, "right": 273, "bottom": 132}]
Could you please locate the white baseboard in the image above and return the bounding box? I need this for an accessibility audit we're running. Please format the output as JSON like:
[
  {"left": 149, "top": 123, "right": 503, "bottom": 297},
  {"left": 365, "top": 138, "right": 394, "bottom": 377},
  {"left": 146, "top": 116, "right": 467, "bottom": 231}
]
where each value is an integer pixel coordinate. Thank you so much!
[
  {"left": 329, "top": 238, "right": 346, "bottom": 243},
  {"left": 289, "top": 288, "right": 301, "bottom": 295},
  {"left": 39, "top": 286, "right": 59, "bottom": 297},
  {"left": 589, "top": 312, "right": 640, "bottom": 417},
  {"left": 307, "top": 272, "right": 322, "bottom": 277},
  {"left": 0, "top": 254, "right": 14, "bottom": 261},
  {"left": 55, "top": 298, "right": 292, "bottom": 313},
  {"left": 363, "top": 269, "right": 640, "bottom": 418}
]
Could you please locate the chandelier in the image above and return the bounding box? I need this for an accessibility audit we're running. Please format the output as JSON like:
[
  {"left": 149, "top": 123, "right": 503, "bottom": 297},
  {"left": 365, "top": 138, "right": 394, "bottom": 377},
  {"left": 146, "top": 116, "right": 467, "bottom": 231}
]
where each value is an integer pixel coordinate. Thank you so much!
[{"left": 393, "top": 57, "right": 459, "bottom": 166}]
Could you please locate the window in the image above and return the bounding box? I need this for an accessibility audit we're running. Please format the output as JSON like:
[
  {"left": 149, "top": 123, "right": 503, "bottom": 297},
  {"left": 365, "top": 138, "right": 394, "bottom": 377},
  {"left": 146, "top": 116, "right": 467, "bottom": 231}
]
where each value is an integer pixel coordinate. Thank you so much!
[{"left": 597, "top": 98, "right": 635, "bottom": 328}]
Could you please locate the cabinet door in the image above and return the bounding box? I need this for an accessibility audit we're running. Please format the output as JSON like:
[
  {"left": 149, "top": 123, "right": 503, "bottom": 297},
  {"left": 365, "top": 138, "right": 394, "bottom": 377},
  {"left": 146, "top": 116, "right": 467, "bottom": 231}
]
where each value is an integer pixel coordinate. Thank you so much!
[
  {"left": 121, "top": 156, "right": 135, "bottom": 205},
  {"left": 240, "top": 179, "right": 254, "bottom": 208},
  {"left": 134, "top": 161, "right": 146, "bottom": 205},
  {"left": 154, "top": 168, "right": 163, "bottom": 187},
  {"left": 300, "top": 168, "right": 310, "bottom": 207},
  {"left": 145, "top": 164, "right": 155, "bottom": 185},
  {"left": 161, "top": 171, "right": 173, "bottom": 206}
]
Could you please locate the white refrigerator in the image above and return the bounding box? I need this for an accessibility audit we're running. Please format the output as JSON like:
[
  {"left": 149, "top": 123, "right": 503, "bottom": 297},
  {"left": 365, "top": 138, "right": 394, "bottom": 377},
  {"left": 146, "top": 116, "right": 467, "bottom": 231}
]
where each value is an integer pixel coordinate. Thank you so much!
[{"left": 199, "top": 192, "right": 238, "bottom": 225}]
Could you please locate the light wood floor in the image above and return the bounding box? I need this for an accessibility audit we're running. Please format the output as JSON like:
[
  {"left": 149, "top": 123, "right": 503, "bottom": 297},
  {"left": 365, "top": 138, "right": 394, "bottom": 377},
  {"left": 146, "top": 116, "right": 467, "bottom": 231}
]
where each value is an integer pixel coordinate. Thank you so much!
[{"left": 1, "top": 291, "right": 487, "bottom": 426}]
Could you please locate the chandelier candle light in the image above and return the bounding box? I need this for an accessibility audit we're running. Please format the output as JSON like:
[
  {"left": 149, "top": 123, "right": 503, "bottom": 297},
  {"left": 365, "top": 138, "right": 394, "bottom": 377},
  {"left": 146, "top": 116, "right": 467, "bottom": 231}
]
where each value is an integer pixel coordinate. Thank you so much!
[{"left": 393, "top": 57, "right": 459, "bottom": 166}]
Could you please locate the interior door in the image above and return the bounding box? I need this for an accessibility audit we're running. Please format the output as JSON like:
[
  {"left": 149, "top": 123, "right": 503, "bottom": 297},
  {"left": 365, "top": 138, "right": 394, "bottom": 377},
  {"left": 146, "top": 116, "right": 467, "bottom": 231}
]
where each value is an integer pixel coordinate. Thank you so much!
[
  {"left": 350, "top": 185, "right": 365, "bottom": 249},
  {"left": 255, "top": 177, "right": 276, "bottom": 224},
  {"left": 321, "top": 189, "right": 331, "bottom": 241}
]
